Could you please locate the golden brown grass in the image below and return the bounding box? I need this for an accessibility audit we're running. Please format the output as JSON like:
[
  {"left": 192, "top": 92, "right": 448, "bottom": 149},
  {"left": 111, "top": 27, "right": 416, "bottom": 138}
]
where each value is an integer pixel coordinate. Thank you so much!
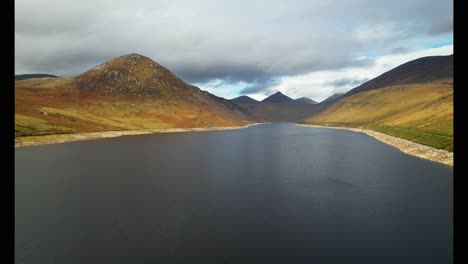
[
  {"left": 15, "top": 78, "right": 252, "bottom": 137},
  {"left": 304, "top": 83, "right": 453, "bottom": 151}
]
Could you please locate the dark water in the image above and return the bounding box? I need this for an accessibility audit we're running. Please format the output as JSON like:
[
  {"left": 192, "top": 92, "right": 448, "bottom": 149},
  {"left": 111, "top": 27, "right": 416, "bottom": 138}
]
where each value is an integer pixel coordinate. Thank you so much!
[{"left": 15, "top": 123, "right": 452, "bottom": 263}]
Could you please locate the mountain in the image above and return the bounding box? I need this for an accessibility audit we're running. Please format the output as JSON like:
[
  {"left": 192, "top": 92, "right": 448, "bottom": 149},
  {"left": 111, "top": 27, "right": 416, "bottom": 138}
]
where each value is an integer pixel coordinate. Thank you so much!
[
  {"left": 73, "top": 53, "right": 195, "bottom": 95},
  {"left": 295, "top": 97, "right": 317, "bottom": 104},
  {"left": 15, "top": 74, "right": 58, "bottom": 81},
  {"left": 303, "top": 54, "right": 453, "bottom": 151},
  {"left": 262, "top": 91, "right": 294, "bottom": 103},
  {"left": 231, "top": 95, "right": 259, "bottom": 104},
  {"left": 320, "top": 93, "right": 344, "bottom": 104},
  {"left": 15, "top": 53, "right": 256, "bottom": 137},
  {"left": 344, "top": 55, "right": 453, "bottom": 98}
]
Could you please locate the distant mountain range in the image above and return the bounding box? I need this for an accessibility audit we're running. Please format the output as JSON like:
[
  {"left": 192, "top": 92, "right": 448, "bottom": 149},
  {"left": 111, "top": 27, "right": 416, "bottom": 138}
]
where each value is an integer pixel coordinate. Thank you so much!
[
  {"left": 229, "top": 91, "right": 331, "bottom": 122},
  {"left": 15, "top": 74, "right": 58, "bottom": 81}
]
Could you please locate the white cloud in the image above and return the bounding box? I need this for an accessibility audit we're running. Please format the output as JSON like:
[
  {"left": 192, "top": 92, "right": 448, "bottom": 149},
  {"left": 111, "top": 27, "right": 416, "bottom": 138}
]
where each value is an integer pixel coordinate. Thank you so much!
[
  {"left": 353, "top": 23, "right": 402, "bottom": 42},
  {"left": 265, "top": 45, "right": 453, "bottom": 102},
  {"left": 195, "top": 79, "right": 251, "bottom": 99}
]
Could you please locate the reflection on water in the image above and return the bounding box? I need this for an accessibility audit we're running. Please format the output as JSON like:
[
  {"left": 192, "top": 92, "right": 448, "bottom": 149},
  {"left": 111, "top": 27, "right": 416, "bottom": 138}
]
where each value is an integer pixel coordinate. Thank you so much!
[{"left": 15, "top": 123, "right": 452, "bottom": 263}]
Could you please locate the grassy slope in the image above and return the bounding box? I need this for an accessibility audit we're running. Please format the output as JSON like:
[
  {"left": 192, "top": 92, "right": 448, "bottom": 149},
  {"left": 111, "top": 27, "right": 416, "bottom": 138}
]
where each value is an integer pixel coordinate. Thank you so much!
[
  {"left": 303, "top": 82, "right": 453, "bottom": 151},
  {"left": 15, "top": 78, "right": 252, "bottom": 137}
]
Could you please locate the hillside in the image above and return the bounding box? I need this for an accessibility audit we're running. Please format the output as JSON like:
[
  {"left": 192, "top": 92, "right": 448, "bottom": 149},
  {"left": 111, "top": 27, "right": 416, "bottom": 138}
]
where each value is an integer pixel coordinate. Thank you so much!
[
  {"left": 304, "top": 83, "right": 453, "bottom": 151},
  {"left": 344, "top": 55, "right": 453, "bottom": 98},
  {"left": 321, "top": 93, "right": 344, "bottom": 104},
  {"left": 303, "top": 54, "right": 454, "bottom": 151},
  {"left": 15, "top": 53, "right": 256, "bottom": 138}
]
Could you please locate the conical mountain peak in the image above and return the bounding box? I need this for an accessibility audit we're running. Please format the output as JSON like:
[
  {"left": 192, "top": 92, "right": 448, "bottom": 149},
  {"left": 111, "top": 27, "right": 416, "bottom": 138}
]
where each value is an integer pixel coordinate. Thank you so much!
[
  {"left": 262, "top": 91, "right": 294, "bottom": 103},
  {"left": 74, "top": 53, "right": 188, "bottom": 94}
]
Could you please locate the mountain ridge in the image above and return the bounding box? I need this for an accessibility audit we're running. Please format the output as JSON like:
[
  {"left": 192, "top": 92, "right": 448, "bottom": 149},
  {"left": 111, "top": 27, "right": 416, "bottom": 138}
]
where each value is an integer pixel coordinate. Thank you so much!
[
  {"left": 231, "top": 95, "right": 259, "bottom": 104},
  {"left": 230, "top": 91, "right": 329, "bottom": 122},
  {"left": 321, "top": 93, "right": 344, "bottom": 104},
  {"left": 295, "top": 97, "right": 318, "bottom": 104},
  {"left": 343, "top": 54, "right": 453, "bottom": 98}
]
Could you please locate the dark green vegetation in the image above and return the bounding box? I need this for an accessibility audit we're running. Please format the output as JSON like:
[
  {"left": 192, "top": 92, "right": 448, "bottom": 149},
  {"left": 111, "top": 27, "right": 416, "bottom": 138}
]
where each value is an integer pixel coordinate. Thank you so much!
[{"left": 370, "top": 125, "right": 453, "bottom": 152}]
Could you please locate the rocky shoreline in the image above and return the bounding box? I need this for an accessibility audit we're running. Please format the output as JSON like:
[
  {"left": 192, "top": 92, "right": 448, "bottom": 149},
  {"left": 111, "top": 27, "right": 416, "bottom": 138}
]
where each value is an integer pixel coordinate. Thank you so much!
[
  {"left": 297, "top": 124, "right": 453, "bottom": 166},
  {"left": 15, "top": 123, "right": 264, "bottom": 148}
]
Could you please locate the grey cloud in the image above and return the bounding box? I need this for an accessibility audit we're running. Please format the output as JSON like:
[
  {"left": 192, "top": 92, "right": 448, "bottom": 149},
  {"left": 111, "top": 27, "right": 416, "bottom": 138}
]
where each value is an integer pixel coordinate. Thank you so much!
[
  {"left": 391, "top": 47, "right": 409, "bottom": 54},
  {"left": 429, "top": 19, "right": 453, "bottom": 35},
  {"left": 15, "top": 0, "right": 452, "bottom": 95},
  {"left": 327, "top": 77, "right": 370, "bottom": 88},
  {"left": 240, "top": 77, "right": 280, "bottom": 95},
  {"left": 174, "top": 54, "right": 375, "bottom": 86}
]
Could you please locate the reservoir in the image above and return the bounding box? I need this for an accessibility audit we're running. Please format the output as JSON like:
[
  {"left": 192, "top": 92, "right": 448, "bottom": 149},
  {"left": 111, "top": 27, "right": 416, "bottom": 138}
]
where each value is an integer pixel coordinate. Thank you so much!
[{"left": 15, "top": 123, "right": 453, "bottom": 263}]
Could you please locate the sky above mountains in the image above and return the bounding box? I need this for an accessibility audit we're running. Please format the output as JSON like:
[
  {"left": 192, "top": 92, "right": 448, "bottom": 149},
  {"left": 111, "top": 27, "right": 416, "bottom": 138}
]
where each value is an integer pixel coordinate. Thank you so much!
[{"left": 15, "top": 0, "right": 453, "bottom": 101}]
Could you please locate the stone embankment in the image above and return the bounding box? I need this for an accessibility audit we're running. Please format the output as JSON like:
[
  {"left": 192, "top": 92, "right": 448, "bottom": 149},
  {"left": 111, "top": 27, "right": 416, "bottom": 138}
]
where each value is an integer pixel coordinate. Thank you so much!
[{"left": 15, "top": 123, "right": 264, "bottom": 148}]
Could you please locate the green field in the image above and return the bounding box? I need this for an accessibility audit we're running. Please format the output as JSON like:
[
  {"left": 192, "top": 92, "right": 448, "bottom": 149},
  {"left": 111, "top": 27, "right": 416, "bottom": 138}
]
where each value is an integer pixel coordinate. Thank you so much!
[{"left": 369, "top": 125, "right": 452, "bottom": 151}]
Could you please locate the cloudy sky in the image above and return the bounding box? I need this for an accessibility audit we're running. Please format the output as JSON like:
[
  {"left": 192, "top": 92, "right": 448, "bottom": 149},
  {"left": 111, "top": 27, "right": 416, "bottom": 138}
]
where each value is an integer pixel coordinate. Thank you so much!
[{"left": 15, "top": 0, "right": 453, "bottom": 102}]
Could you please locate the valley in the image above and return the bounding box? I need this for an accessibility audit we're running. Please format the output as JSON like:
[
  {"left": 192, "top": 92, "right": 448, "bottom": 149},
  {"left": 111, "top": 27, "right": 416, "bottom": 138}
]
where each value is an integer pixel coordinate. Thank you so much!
[{"left": 15, "top": 54, "right": 453, "bottom": 157}]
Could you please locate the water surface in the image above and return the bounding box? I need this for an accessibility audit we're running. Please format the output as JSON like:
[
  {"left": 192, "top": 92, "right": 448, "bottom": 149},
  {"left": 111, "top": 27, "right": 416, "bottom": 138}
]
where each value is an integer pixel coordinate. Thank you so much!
[{"left": 15, "top": 123, "right": 453, "bottom": 263}]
